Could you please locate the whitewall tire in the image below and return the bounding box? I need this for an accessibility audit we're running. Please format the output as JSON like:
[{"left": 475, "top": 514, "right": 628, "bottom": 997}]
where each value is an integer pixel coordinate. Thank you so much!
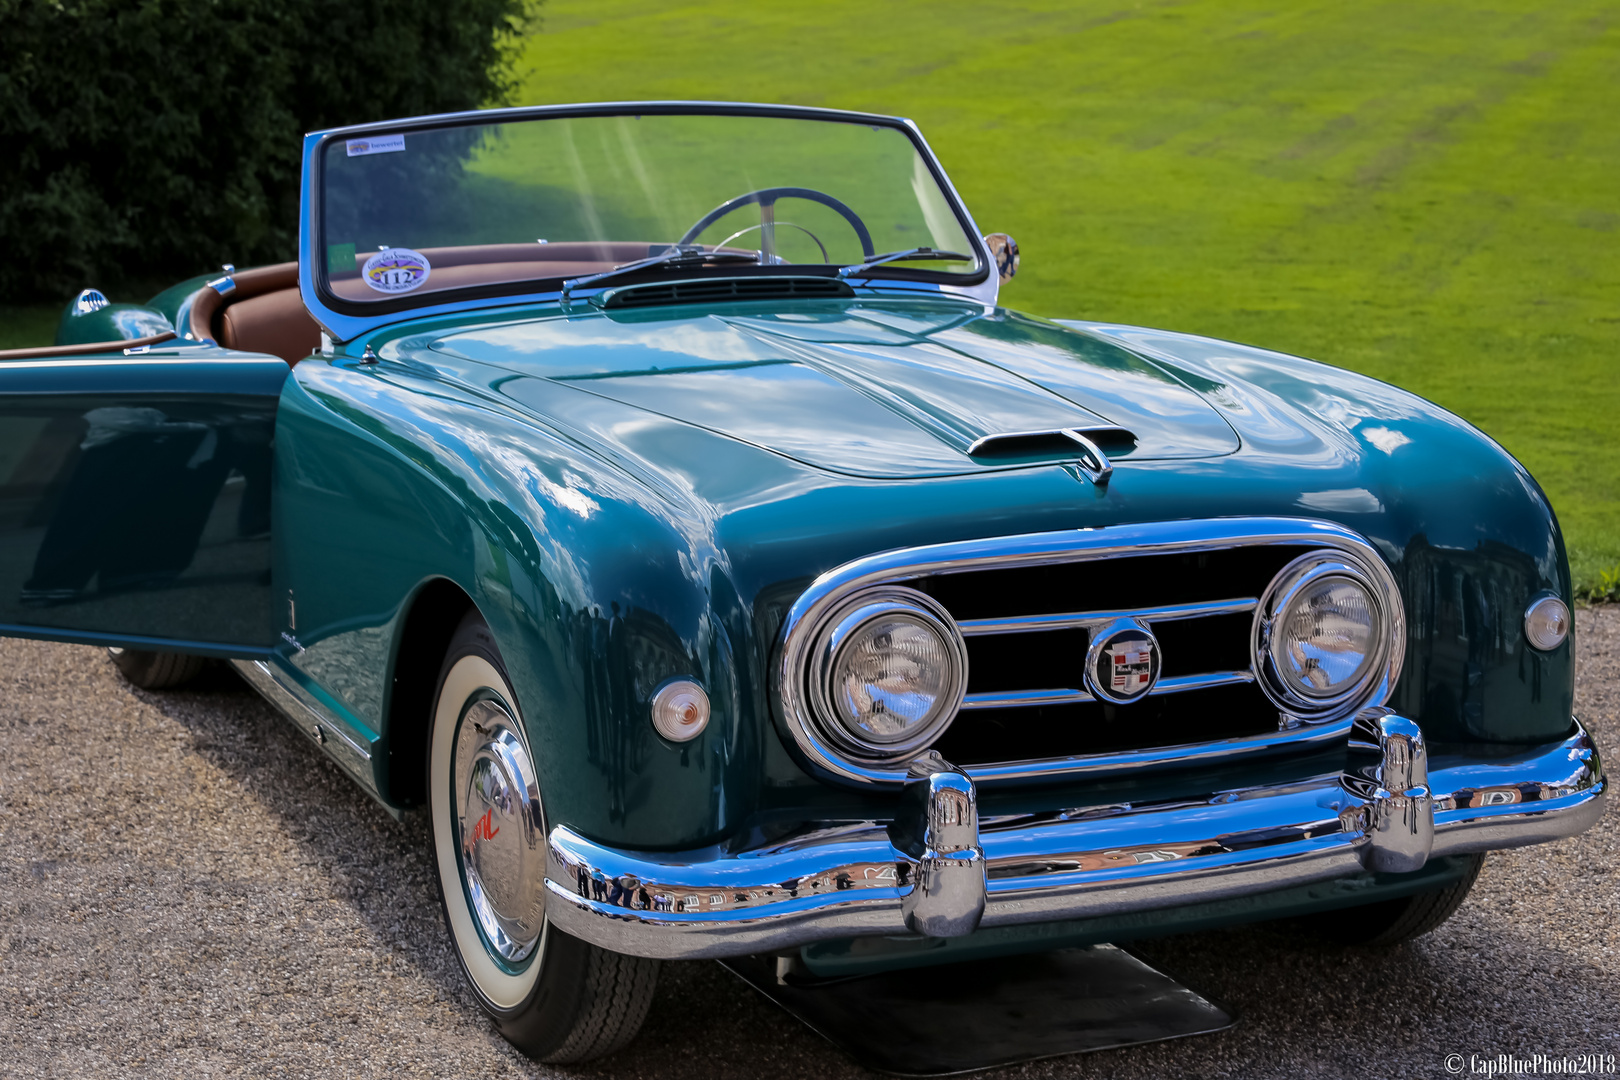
[{"left": 428, "top": 610, "right": 658, "bottom": 1061}]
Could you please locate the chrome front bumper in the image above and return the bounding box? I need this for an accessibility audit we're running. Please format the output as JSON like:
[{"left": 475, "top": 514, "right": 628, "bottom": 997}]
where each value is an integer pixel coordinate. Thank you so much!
[{"left": 544, "top": 713, "right": 1606, "bottom": 960}]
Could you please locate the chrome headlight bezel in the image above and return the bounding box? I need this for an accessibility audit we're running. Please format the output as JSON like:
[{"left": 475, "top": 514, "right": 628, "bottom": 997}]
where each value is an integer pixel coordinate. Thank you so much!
[
  {"left": 796, "top": 586, "right": 969, "bottom": 767},
  {"left": 1251, "top": 549, "right": 1405, "bottom": 721}
]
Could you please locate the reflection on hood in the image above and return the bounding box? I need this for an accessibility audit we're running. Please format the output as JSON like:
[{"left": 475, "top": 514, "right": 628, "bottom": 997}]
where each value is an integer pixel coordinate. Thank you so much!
[{"left": 431, "top": 302, "right": 1241, "bottom": 478}]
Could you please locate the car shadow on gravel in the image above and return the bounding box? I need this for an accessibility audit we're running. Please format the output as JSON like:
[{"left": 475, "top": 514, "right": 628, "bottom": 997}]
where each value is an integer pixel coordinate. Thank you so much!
[
  {"left": 122, "top": 662, "right": 476, "bottom": 1002},
  {"left": 128, "top": 657, "right": 1614, "bottom": 1080}
]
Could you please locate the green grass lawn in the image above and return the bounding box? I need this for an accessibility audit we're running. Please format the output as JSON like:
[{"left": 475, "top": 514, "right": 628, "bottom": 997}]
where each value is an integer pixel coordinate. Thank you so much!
[
  {"left": 5, "top": 1, "right": 1615, "bottom": 594},
  {"left": 0, "top": 305, "right": 61, "bottom": 351},
  {"left": 513, "top": 0, "right": 1620, "bottom": 595}
]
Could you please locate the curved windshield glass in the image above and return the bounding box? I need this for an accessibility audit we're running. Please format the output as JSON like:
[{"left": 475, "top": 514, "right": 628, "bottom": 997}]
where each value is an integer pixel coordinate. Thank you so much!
[{"left": 318, "top": 111, "right": 980, "bottom": 306}]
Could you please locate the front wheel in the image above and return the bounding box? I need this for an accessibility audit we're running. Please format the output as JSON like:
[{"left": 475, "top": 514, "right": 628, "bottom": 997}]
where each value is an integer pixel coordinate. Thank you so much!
[
  {"left": 429, "top": 610, "right": 657, "bottom": 1062},
  {"left": 1316, "top": 853, "right": 1486, "bottom": 946}
]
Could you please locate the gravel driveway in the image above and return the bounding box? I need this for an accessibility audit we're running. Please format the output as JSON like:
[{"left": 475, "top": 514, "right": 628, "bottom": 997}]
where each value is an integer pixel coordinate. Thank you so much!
[{"left": 2, "top": 608, "right": 1615, "bottom": 1079}]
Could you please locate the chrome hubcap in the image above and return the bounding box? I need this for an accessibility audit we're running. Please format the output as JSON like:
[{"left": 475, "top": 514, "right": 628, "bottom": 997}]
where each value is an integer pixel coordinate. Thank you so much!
[{"left": 454, "top": 698, "right": 545, "bottom": 963}]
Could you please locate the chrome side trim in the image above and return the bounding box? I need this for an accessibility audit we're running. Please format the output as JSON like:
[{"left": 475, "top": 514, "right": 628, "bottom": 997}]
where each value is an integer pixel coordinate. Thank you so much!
[
  {"left": 958, "top": 597, "right": 1258, "bottom": 637},
  {"left": 231, "top": 659, "right": 375, "bottom": 785},
  {"left": 544, "top": 718, "right": 1604, "bottom": 960},
  {"left": 960, "top": 670, "right": 1255, "bottom": 712}
]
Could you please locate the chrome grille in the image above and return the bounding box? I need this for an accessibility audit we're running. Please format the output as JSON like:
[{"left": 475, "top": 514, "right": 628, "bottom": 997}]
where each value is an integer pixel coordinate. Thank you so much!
[
  {"left": 915, "top": 545, "right": 1309, "bottom": 771},
  {"left": 921, "top": 545, "right": 1309, "bottom": 712},
  {"left": 776, "top": 518, "right": 1402, "bottom": 788}
]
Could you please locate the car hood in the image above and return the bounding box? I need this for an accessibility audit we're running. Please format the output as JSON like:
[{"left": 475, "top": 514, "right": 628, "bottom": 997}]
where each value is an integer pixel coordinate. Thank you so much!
[{"left": 425, "top": 299, "right": 1240, "bottom": 478}]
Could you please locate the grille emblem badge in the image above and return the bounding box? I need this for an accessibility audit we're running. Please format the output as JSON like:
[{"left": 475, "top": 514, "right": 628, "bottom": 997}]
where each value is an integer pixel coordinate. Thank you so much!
[{"left": 1085, "top": 619, "right": 1162, "bottom": 705}]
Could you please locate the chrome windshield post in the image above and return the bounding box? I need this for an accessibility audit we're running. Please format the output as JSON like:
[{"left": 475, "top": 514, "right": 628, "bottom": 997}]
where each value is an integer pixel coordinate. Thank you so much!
[{"left": 890, "top": 751, "right": 986, "bottom": 937}]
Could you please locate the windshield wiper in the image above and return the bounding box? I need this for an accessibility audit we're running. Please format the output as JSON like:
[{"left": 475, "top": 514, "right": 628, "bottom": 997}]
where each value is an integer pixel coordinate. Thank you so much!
[
  {"left": 835, "top": 247, "right": 974, "bottom": 279},
  {"left": 561, "top": 245, "right": 761, "bottom": 303}
]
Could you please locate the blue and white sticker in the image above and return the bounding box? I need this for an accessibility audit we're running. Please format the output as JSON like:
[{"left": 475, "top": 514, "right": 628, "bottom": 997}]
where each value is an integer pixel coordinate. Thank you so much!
[
  {"left": 346, "top": 134, "right": 406, "bottom": 157},
  {"left": 362, "top": 247, "right": 431, "bottom": 294}
]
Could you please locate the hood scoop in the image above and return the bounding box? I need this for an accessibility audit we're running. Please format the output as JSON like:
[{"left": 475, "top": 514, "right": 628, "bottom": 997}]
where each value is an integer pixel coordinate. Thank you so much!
[
  {"left": 967, "top": 426, "right": 1134, "bottom": 486},
  {"left": 597, "top": 276, "right": 854, "bottom": 310},
  {"left": 967, "top": 426, "right": 1136, "bottom": 460}
]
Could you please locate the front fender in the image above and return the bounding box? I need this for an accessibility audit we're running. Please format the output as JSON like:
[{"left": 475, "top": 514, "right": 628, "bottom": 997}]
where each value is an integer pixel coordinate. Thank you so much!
[
  {"left": 277, "top": 359, "right": 756, "bottom": 848},
  {"left": 1076, "top": 321, "right": 1574, "bottom": 745}
]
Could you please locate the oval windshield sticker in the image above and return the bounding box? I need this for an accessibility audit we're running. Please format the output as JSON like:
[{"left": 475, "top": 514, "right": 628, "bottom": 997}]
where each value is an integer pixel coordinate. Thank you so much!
[{"left": 362, "top": 248, "right": 431, "bottom": 294}]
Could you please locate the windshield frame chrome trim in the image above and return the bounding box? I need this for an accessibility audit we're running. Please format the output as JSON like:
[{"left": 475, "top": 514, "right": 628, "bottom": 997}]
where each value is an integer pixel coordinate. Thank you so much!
[{"left": 300, "top": 101, "right": 999, "bottom": 342}]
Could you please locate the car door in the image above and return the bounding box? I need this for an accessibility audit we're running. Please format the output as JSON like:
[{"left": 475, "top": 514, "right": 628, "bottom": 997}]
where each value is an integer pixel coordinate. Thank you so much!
[{"left": 0, "top": 344, "right": 289, "bottom": 657}]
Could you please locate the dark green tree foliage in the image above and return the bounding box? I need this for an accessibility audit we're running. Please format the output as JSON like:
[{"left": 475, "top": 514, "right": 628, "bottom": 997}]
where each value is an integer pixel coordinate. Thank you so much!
[{"left": 0, "top": 0, "right": 535, "bottom": 300}]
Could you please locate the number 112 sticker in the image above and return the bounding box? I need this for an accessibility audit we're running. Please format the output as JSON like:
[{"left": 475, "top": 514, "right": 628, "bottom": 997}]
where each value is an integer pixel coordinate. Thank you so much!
[{"left": 362, "top": 247, "right": 432, "bottom": 294}]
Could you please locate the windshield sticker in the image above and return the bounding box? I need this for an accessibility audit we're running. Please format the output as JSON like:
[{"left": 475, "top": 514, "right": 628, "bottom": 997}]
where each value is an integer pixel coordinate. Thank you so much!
[
  {"left": 362, "top": 248, "right": 431, "bottom": 294},
  {"left": 346, "top": 134, "right": 405, "bottom": 157}
]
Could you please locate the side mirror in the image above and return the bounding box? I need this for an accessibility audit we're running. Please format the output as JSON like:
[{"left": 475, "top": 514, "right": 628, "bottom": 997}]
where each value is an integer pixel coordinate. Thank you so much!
[{"left": 983, "top": 233, "right": 1019, "bottom": 284}]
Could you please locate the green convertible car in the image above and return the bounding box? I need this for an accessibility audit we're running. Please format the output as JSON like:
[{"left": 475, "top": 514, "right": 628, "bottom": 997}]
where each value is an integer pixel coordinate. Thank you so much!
[{"left": 0, "top": 103, "right": 1604, "bottom": 1062}]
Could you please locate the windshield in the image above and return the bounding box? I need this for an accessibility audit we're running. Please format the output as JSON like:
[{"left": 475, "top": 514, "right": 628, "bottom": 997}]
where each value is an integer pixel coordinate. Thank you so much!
[{"left": 317, "top": 111, "right": 981, "bottom": 306}]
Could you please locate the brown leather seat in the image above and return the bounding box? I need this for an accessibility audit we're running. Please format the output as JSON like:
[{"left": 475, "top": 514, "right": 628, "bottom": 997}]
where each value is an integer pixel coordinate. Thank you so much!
[
  {"left": 218, "top": 287, "right": 321, "bottom": 366},
  {"left": 212, "top": 244, "right": 651, "bottom": 361}
]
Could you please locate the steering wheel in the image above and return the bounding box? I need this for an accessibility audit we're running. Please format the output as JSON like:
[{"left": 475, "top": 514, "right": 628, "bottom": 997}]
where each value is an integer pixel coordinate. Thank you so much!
[
  {"left": 713, "top": 222, "right": 830, "bottom": 263},
  {"left": 678, "top": 187, "right": 875, "bottom": 263}
]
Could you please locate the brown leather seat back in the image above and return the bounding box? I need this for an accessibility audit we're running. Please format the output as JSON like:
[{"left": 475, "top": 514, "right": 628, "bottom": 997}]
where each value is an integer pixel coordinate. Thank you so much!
[{"left": 218, "top": 287, "right": 322, "bottom": 366}]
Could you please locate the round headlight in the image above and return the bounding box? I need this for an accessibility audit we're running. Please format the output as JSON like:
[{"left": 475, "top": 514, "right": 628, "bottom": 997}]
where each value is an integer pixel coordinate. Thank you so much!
[
  {"left": 1254, "top": 550, "right": 1401, "bottom": 718},
  {"left": 1275, "top": 575, "right": 1377, "bottom": 697},
  {"left": 1524, "top": 595, "right": 1570, "bottom": 651},
  {"left": 809, "top": 588, "right": 967, "bottom": 761}
]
